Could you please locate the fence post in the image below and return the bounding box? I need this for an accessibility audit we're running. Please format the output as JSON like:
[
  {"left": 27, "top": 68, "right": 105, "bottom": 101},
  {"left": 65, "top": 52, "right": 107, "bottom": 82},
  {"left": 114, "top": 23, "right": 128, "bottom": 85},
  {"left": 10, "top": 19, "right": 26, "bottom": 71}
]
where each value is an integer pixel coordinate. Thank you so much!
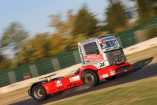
[
  {"left": 73, "top": 50, "right": 81, "bottom": 64},
  {"left": 8, "top": 71, "right": 17, "bottom": 84},
  {"left": 51, "top": 58, "right": 60, "bottom": 71},
  {"left": 29, "top": 64, "right": 39, "bottom": 77}
]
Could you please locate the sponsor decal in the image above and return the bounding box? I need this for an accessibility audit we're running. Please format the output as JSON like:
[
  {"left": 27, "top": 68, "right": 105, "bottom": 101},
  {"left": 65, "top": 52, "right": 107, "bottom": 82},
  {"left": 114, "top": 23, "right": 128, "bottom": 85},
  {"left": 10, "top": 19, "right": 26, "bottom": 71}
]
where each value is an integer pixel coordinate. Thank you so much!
[
  {"left": 55, "top": 80, "right": 62, "bottom": 87},
  {"left": 84, "top": 54, "right": 104, "bottom": 62},
  {"left": 98, "top": 38, "right": 104, "bottom": 43},
  {"left": 110, "top": 71, "right": 116, "bottom": 76},
  {"left": 67, "top": 82, "right": 82, "bottom": 87},
  {"left": 103, "top": 36, "right": 115, "bottom": 42},
  {"left": 100, "top": 74, "right": 108, "bottom": 79},
  {"left": 98, "top": 36, "right": 115, "bottom": 43},
  {"left": 49, "top": 89, "right": 56, "bottom": 92},
  {"left": 69, "top": 76, "right": 80, "bottom": 82},
  {"left": 73, "top": 82, "right": 81, "bottom": 86},
  {"left": 67, "top": 84, "right": 72, "bottom": 87},
  {"left": 57, "top": 86, "right": 64, "bottom": 89}
]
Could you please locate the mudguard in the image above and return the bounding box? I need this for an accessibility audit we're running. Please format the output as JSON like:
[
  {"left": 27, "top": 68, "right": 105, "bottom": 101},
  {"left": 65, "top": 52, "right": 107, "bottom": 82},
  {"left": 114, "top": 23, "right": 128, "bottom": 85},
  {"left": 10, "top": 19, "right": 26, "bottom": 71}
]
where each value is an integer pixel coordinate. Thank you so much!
[
  {"left": 79, "top": 65, "right": 98, "bottom": 74},
  {"left": 28, "top": 77, "right": 64, "bottom": 96}
]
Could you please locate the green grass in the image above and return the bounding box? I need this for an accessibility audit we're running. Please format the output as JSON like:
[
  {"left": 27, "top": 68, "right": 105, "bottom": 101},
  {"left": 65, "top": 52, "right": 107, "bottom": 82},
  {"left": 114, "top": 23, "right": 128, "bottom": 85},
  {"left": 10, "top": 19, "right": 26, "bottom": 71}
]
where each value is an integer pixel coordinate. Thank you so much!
[{"left": 46, "top": 76, "right": 157, "bottom": 105}]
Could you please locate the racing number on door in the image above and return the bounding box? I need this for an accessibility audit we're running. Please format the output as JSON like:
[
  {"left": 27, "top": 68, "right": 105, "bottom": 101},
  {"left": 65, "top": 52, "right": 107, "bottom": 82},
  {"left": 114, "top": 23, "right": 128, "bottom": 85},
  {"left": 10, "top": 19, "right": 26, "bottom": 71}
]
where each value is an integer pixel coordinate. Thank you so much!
[{"left": 98, "top": 62, "right": 105, "bottom": 68}]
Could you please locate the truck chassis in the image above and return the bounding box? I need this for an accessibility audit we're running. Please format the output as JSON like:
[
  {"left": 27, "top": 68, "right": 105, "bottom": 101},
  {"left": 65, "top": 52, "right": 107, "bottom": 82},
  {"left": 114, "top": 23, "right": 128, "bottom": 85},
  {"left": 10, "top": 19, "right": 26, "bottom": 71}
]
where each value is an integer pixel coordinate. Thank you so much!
[{"left": 28, "top": 62, "right": 131, "bottom": 101}]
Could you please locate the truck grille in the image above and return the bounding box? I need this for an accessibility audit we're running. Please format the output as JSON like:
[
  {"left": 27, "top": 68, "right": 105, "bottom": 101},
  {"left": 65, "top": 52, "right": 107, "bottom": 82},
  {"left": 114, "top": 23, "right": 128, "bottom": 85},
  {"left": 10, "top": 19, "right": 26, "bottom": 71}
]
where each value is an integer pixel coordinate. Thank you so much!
[
  {"left": 111, "top": 50, "right": 121, "bottom": 56},
  {"left": 110, "top": 55, "right": 124, "bottom": 61},
  {"left": 108, "top": 49, "right": 126, "bottom": 65},
  {"left": 110, "top": 55, "right": 125, "bottom": 64}
]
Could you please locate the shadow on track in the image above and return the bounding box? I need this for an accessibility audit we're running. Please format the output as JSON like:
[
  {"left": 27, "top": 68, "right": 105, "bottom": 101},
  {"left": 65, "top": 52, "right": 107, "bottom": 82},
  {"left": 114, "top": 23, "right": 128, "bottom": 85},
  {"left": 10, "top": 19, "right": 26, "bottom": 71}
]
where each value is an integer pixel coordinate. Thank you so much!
[
  {"left": 11, "top": 57, "right": 157, "bottom": 105},
  {"left": 132, "top": 57, "right": 153, "bottom": 68},
  {"left": 117, "top": 57, "right": 154, "bottom": 78}
]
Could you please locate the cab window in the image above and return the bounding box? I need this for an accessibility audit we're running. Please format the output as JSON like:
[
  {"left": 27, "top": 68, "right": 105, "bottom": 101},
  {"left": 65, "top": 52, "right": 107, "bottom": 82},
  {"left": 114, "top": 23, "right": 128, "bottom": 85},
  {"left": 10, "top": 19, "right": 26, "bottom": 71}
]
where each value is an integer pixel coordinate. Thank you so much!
[{"left": 84, "top": 42, "right": 98, "bottom": 55}]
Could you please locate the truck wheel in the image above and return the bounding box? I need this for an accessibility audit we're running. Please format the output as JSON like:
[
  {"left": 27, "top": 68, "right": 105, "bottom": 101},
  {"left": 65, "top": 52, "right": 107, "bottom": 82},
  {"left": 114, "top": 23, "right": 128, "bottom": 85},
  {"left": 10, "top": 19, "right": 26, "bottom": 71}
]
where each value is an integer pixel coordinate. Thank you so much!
[
  {"left": 106, "top": 75, "right": 117, "bottom": 81},
  {"left": 32, "top": 85, "right": 47, "bottom": 102},
  {"left": 82, "top": 70, "right": 99, "bottom": 88}
]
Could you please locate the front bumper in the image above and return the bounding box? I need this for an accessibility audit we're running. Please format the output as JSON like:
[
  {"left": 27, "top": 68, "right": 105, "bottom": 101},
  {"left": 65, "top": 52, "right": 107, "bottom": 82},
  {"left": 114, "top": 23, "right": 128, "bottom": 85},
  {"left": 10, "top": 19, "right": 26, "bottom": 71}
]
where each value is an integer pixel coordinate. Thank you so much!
[
  {"left": 98, "top": 62, "right": 132, "bottom": 80},
  {"left": 115, "top": 62, "right": 132, "bottom": 74}
]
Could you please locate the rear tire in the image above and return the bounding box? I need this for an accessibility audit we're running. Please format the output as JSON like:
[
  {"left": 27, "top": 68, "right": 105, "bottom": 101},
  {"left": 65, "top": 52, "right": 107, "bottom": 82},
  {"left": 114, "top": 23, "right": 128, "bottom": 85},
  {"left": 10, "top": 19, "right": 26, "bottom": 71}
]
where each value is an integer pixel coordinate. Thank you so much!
[
  {"left": 32, "top": 85, "right": 47, "bottom": 102},
  {"left": 106, "top": 75, "right": 117, "bottom": 81},
  {"left": 82, "top": 70, "right": 99, "bottom": 88}
]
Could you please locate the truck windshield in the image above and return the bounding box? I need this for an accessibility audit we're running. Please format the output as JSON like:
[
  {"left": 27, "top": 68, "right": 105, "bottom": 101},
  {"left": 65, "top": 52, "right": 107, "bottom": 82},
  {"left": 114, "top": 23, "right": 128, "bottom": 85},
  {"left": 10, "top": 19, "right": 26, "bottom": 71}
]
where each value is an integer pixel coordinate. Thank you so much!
[
  {"left": 99, "top": 37, "right": 120, "bottom": 52},
  {"left": 109, "top": 40, "right": 118, "bottom": 47},
  {"left": 100, "top": 40, "right": 118, "bottom": 48}
]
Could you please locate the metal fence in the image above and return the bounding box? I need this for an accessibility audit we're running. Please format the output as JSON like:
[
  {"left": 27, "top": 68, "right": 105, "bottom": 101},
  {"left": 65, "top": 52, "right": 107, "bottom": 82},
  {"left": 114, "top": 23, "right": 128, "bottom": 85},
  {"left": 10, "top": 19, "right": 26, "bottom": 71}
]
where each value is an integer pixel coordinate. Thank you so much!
[
  {"left": 0, "top": 49, "right": 81, "bottom": 87},
  {"left": 116, "top": 17, "right": 157, "bottom": 48},
  {"left": 0, "top": 17, "right": 157, "bottom": 87}
]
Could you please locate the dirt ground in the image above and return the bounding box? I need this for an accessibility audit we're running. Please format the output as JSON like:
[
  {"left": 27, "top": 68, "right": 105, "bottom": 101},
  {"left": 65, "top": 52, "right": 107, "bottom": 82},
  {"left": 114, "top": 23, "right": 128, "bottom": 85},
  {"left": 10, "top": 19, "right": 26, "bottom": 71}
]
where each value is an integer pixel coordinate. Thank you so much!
[{"left": 0, "top": 46, "right": 157, "bottom": 105}]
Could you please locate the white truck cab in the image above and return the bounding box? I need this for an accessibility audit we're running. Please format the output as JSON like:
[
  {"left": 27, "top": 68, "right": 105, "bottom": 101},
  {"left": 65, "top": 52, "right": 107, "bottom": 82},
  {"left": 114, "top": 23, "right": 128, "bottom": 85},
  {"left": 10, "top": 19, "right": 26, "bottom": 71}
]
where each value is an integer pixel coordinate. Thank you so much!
[{"left": 78, "top": 34, "right": 126, "bottom": 69}]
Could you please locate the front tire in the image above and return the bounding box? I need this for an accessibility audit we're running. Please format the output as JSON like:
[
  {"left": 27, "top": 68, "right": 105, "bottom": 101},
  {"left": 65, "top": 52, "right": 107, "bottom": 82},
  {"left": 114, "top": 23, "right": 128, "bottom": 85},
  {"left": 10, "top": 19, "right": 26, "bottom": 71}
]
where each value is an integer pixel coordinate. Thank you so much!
[
  {"left": 32, "top": 85, "right": 47, "bottom": 102},
  {"left": 82, "top": 70, "right": 99, "bottom": 88}
]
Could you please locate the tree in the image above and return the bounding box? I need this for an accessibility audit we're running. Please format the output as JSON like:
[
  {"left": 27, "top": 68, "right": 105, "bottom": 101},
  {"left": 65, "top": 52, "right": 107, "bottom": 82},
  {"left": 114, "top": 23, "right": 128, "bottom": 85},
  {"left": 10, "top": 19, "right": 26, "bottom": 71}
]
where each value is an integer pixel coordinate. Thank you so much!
[
  {"left": 49, "top": 9, "right": 78, "bottom": 51},
  {"left": 105, "top": 0, "right": 128, "bottom": 33},
  {"left": 1, "top": 22, "right": 28, "bottom": 50},
  {"left": 48, "top": 33, "right": 68, "bottom": 55},
  {"left": 72, "top": 4, "right": 98, "bottom": 37},
  {"left": 67, "top": 33, "right": 86, "bottom": 50},
  {"left": 16, "top": 32, "right": 68, "bottom": 63},
  {"left": 22, "top": 33, "right": 51, "bottom": 62},
  {"left": 0, "top": 53, "right": 4, "bottom": 64},
  {"left": 137, "top": 0, "right": 156, "bottom": 23},
  {"left": 49, "top": 13, "right": 64, "bottom": 33},
  {"left": 0, "top": 59, "right": 12, "bottom": 72},
  {"left": 131, "top": 0, "right": 156, "bottom": 24},
  {"left": 16, "top": 40, "right": 34, "bottom": 64},
  {"left": 49, "top": 9, "right": 75, "bottom": 39}
]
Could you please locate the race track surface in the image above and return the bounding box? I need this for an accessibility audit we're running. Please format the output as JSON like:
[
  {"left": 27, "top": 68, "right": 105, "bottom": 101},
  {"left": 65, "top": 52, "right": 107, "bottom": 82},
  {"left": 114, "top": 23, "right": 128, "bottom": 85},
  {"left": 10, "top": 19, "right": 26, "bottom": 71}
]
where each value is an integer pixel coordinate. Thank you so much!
[{"left": 11, "top": 61, "right": 157, "bottom": 105}]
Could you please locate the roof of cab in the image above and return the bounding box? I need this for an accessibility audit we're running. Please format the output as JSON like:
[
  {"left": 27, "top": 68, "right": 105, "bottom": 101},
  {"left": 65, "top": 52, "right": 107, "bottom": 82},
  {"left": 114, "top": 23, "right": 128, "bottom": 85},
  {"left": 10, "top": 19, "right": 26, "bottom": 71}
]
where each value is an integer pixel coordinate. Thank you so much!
[{"left": 78, "top": 34, "right": 114, "bottom": 44}]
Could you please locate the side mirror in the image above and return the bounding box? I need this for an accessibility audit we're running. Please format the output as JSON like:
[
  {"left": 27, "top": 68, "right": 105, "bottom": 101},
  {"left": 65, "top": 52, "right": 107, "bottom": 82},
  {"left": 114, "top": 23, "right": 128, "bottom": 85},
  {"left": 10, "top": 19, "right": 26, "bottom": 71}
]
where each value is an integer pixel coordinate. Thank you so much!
[{"left": 96, "top": 49, "right": 99, "bottom": 55}]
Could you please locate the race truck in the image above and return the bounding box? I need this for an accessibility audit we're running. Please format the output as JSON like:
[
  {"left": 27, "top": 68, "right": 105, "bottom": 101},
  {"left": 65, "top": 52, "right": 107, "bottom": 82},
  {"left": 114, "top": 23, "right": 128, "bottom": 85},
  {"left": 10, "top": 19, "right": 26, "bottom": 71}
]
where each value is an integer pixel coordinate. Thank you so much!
[{"left": 28, "top": 34, "right": 132, "bottom": 102}]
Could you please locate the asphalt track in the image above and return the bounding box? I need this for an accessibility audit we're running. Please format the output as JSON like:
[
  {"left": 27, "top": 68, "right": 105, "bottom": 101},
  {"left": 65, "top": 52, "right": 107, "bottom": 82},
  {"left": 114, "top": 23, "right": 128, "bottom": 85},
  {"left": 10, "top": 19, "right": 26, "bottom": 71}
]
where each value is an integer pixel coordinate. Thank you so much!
[{"left": 11, "top": 58, "right": 157, "bottom": 105}]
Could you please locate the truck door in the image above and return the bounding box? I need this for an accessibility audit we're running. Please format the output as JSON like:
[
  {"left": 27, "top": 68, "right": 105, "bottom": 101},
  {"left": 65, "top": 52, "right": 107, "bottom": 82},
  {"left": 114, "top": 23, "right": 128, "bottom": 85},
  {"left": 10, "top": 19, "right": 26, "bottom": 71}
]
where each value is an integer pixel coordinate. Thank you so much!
[{"left": 83, "top": 42, "right": 104, "bottom": 66}]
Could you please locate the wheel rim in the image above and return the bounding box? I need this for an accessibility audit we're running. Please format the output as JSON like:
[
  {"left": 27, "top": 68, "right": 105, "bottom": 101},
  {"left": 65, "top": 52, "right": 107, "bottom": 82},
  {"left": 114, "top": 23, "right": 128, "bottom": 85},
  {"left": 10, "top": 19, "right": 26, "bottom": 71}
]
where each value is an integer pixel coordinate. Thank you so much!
[
  {"left": 34, "top": 88, "right": 43, "bottom": 99},
  {"left": 85, "top": 73, "right": 95, "bottom": 84}
]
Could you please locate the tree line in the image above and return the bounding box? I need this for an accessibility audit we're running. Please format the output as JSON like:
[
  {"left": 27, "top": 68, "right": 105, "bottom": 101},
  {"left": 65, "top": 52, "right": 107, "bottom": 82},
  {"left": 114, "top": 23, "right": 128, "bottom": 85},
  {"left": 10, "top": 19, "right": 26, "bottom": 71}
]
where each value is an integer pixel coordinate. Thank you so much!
[{"left": 0, "top": 0, "right": 156, "bottom": 72}]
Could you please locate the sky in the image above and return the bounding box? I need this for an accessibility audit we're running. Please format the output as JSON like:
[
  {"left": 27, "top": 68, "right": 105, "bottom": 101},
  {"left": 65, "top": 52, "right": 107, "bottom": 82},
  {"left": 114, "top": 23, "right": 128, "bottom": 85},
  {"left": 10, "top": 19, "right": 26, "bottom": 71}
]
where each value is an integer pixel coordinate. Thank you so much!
[
  {"left": 0, "top": 0, "right": 109, "bottom": 38},
  {"left": 0, "top": 0, "right": 135, "bottom": 58},
  {"left": 0, "top": 0, "right": 135, "bottom": 39}
]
